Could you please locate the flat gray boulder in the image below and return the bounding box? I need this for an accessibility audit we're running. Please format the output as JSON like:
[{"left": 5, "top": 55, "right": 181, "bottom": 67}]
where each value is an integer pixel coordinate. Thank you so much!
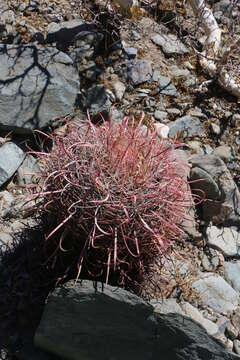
[
  {"left": 34, "top": 280, "right": 239, "bottom": 360},
  {"left": 0, "top": 45, "right": 80, "bottom": 132}
]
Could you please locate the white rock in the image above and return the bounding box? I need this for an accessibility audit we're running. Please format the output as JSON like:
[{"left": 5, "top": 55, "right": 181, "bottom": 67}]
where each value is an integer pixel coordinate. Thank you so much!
[
  {"left": 206, "top": 225, "right": 240, "bottom": 257},
  {"left": 112, "top": 81, "right": 126, "bottom": 101},
  {"left": 180, "top": 302, "right": 218, "bottom": 336},
  {"left": 154, "top": 123, "right": 169, "bottom": 139},
  {"left": 192, "top": 273, "right": 239, "bottom": 314},
  {"left": 224, "top": 261, "right": 240, "bottom": 293},
  {"left": 0, "top": 142, "right": 25, "bottom": 186}
]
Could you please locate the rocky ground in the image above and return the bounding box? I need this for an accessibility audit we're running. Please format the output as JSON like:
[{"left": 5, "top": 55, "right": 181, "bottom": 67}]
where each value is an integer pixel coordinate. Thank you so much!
[{"left": 0, "top": 0, "right": 240, "bottom": 359}]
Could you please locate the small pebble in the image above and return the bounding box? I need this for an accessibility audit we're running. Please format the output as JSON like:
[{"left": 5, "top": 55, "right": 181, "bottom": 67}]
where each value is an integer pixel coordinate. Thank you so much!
[{"left": 211, "top": 123, "right": 221, "bottom": 135}]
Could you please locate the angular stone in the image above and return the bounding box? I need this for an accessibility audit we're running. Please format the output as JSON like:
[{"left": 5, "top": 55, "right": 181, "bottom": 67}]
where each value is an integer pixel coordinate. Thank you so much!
[
  {"left": 158, "top": 75, "right": 178, "bottom": 97},
  {"left": 151, "top": 33, "right": 189, "bottom": 56},
  {"left": 154, "top": 110, "right": 168, "bottom": 121},
  {"left": 123, "top": 46, "right": 138, "bottom": 59},
  {"left": 16, "top": 154, "right": 40, "bottom": 185},
  {"left": 180, "top": 302, "right": 219, "bottom": 336},
  {"left": 47, "top": 20, "right": 94, "bottom": 43},
  {"left": 35, "top": 280, "right": 153, "bottom": 360},
  {"left": 0, "top": 142, "right": 25, "bottom": 186},
  {"left": 170, "top": 65, "right": 190, "bottom": 78},
  {"left": 190, "top": 167, "right": 220, "bottom": 199},
  {"left": 168, "top": 116, "right": 205, "bottom": 138},
  {"left": 151, "top": 298, "right": 185, "bottom": 315},
  {"left": 189, "top": 154, "right": 240, "bottom": 225},
  {"left": 206, "top": 226, "right": 240, "bottom": 257},
  {"left": 127, "top": 60, "right": 152, "bottom": 85},
  {"left": 192, "top": 273, "right": 239, "bottom": 314},
  {"left": 80, "top": 84, "right": 111, "bottom": 119},
  {"left": 0, "top": 45, "right": 80, "bottom": 131},
  {"left": 225, "top": 261, "right": 240, "bottom": 292},
  {"left": 35, "top": 280, "right": 240, "bottom": 360},
  {"left": 225, "top": 323, "right": 238, "bottom": 340}
]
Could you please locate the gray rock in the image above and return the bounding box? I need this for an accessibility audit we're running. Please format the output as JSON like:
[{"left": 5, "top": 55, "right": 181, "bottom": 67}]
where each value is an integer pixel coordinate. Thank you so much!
[
  {"left": 234, "top": 339, "right": 240, "bottom": 355},
  {"left": 213, "top": 0, "right": 231, "bottom": 13},
  {"left": 214, "top": 145, "right": 231, "bottom": 163},
  {"left": 1, "top": 195, "right": 37, "bottom": 219},
  {"left": 69, "top": 46, "right": 95, "bottom": 69},
  {"left": 158, "top": 75, "right": 178, "bottom": 97},
  {"left": 180, "top": 301, "right": 219, "bottom": 336},
  {"left": 123, "top": 46, "right": 138, "bottom": 59},
  {"left": 0, "top": 142, "right": 25, "bottom": 186},
  {"left": 192, "top": 273, "right": 239, "bottom": 314},
  {"left": 216, "top": 316, "right": 231, "bottom": 339},
  {"left": 203, "top": 144, "right": 214, "bottom": 155},
  {"left": 47, "top": 20, "right": 95, "bottom": 44},
  {"left": 151, "top": 298, "right": 185, "bottom": 315},
  {"left": 225, "top": 323, "right": 238, "bottom": 340},
  {"left": 152, "top": 69, "right": 161, "bottom": 82},
  {"left": 169, "top": 65, "right": 190, "bottom": 78},
  {"left": 191, "top": 167, "right": 220, "bottom": 199},
  {"left": 224, "top": 261, "right": 240, "bottom": 293},
  {"left": 16, "top": 154, "right": 40, "bottom": 185},
  {"left": 75, "top": 29, "right": 103, "bottom": 47},
  {"left": 35, "top": 280, "right": 240, "bottom": 360},
  {"left": 189, "top": 154, "right": 240, "bottom": 225},
  {"left": 81, "top": 84, "right": 111, "bottom": 119},
  {"left": 206, "top": 226, "right": 240, "bottom": 257},
  {"left": 151, "top": 33, "right": 189, "bottom": 56},
  {"left": 168, "top": 116, "right": 205, "bottom": 138},
  {"left": 0, "top": 190, "right": 14, "bottom": 218},
  {"left": 0, "top": 45, "right": 79, "bottom": 131},
  {"left": 201, "top": 249, "right": 220, "bottom": 272},
  {"left": 154, "top": 110, "right": 168, "bottom": 121},
  {"left": 127, "top": 60, "right": 152, "bottom": 85},
  {"left": 77, "top": 60, "right": 100, "bottom": 81}
]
